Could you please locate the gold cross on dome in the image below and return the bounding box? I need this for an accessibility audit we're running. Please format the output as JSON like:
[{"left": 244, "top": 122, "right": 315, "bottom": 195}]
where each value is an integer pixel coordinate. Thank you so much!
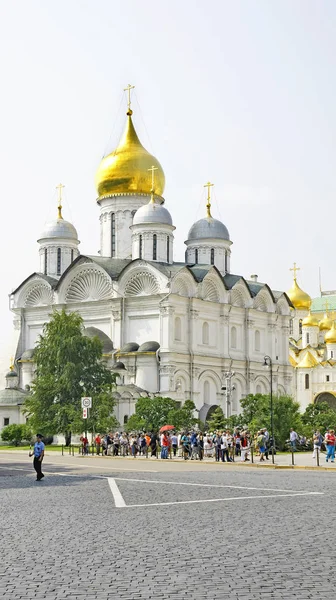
[
  {"left": 204, "top": 181, "right": 214, "bottom": 217},
  {"left": 56, "top": 183, "right": 65, "bottom": 218},
  {"left": 124, "top": 84, "right": 135, "bottom": 111},
  {"left": 290, "top": 262, "right": 300, "bottom": 280},
  {"left": 148, "top": 165, "right": 158, "bottom": 193},
  {"left": 322, "top": 298, "right": 330, "bottom": 313}
]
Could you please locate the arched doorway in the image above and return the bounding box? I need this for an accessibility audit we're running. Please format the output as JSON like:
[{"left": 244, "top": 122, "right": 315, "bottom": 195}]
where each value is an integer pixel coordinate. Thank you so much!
[
  {"left": 205, "top": 405, "right": 220, "bottom": 422},
  {"left": 315, "top": 392, "right": 336, "bottom": 410}
]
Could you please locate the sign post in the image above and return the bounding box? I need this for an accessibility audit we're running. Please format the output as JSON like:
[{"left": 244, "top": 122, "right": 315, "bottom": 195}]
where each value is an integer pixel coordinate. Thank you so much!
[{"left": 81, "top": 397, "right": 92, "bottom": 441}]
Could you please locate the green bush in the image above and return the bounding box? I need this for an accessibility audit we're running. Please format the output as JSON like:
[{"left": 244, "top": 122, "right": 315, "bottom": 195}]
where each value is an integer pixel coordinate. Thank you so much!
[{"left": 1, "top": 424, "right": 33, "bottom": 446}]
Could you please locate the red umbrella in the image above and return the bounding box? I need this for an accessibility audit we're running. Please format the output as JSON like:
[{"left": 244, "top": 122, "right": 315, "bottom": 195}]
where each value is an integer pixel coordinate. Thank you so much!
[{"left": 159, "top": 425, "right": 175, "bottom": 433}]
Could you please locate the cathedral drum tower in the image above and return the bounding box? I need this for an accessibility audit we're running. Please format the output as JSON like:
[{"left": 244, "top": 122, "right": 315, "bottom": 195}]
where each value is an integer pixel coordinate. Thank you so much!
[{"left": 95, "top": 84, "right": 165, "bottom": 260}]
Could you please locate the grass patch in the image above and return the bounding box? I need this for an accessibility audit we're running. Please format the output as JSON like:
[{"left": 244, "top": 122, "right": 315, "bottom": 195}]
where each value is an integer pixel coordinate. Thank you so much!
[{"left": 0, "top": 445, "right": 68, "bottom": 451}]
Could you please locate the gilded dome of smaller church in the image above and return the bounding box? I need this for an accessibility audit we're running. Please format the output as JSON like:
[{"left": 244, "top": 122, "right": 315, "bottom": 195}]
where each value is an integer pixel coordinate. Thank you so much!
[
  {"left": 95, "top": 110, "right": 165, "bottom": 198},
  {"left": 286, "top": 279, "right": 311, "bottom": 310},
  {"left": 302, "top": 312, "right": 319, "bottom": 327},
  {"left": 319, "top": 313, "right": 333, "bottom": 331},
  {"left": 325, "top": 322, "right": 336, "bottom": 344}
]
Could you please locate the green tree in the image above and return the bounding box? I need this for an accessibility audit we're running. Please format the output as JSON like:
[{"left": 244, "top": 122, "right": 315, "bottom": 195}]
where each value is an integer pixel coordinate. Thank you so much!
[
  {"left": 207, "top": 406, "right": 225, "bottom": 431},
  {"left": 125, "top": 396, "right": 178, "bottom": 432},
  {"left": 1, "top": 424, "right": 32, "bottom": 446},
  {"left": 167, "top": 400, "right": 198, "bottom": 430},
  {"left": 302, "top": 401, "right": 336, "bottom": 435},
  {"left": 240, "top": 394, "right": 302, "bottom": 450},
  {"left": 23, "top": 310, "right": 116, "bottom": 444}
]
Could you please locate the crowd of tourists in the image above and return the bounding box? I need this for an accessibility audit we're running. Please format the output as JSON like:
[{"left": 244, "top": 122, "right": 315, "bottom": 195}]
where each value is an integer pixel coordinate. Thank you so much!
[
  {"left": 287, "top": 427, "right": 336, "bottom": 462},
  {"left": 78, "top": 427, "right": 336, "bottom": 462},
  {"left": 80, "top": 428, "right": 274, "bottom": 462}
]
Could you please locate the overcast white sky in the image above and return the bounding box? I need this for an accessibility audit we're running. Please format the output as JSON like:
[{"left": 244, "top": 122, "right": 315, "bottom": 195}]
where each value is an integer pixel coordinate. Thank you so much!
[{"left": 0, "top": 0, "right": 335, "bottom": 377}]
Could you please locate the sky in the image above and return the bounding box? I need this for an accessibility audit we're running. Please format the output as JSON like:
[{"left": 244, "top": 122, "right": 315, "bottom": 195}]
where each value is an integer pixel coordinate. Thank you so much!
[{"left": 0, "top": 0, "right": 335, "bottom": 377}]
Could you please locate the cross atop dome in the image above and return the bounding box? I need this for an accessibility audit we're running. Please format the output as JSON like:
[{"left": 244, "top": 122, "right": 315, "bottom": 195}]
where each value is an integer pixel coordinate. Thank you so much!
[
  {"left": 204, "top": 181, "right": 214, "bottom": 218},
  {"left": 124, "top": 83, "right": 135, "bottom": 115}
]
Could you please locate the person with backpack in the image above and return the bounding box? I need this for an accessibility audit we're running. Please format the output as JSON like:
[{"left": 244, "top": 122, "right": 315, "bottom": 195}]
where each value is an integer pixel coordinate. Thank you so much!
[
  {"left": 312, "top": 430, "right": 323, "bottom": 459},
  {"left": 257, "top": 430, "right": 266, "bottom": 462}
]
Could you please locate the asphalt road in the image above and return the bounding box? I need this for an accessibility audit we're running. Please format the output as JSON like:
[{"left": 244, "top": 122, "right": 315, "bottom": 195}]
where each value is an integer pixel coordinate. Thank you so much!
[{"left": 0, "top": 452, "right": 334, "bottom": 599}]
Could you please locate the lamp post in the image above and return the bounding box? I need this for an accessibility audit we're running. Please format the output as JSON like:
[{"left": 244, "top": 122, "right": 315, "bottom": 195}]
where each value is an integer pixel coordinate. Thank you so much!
[
  {"left": 263, "top": 355, "right": 275, "bottom": 464},
  {"left": 222, "top": 371, "right": 235, "bottom": 419}
]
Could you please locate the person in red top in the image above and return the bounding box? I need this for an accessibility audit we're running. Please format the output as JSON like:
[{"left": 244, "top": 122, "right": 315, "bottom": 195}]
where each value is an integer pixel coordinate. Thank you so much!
[
  {"left": 82, "top": 435, "right": 89, "bottom": 455},
  {"left": 324, "top": 429, "right": 335, "bottom": 463},
  {"left": 240, "top": 432, "right": 250, "bottom": 462},
  {"left": 161, "top": 432, "right": 170, "bottom": 459},
  {"left": 95, "top": 434, "right": 101, "bottom": 455}
]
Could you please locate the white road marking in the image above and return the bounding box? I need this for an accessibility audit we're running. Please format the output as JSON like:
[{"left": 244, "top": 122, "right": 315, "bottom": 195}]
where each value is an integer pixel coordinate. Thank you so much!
[
  {"left": 112, "top": 476, "right": 309, "bottom": 494},
  {"left": 126, "top": 491, "right": 323, "bottom": 508},
  {"left": 108, "top": 477, "right": 126, "bottom": 507}
]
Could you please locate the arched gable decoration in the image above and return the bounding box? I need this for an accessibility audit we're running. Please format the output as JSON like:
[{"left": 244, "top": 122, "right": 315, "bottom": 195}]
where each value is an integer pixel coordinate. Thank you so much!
[
  {"left": 202, "top": 279, "right": 219, "bottom": 302},
  {"left": 65, "top": 268, "right": 113, "bottom": 302},
  {"left": 253, "top": 286, "right": 274, "bottom": 312},
  {"left": 231, "top": 278, "right": 251, "bottom": 308},
  {"left": 202, "top": 268, "right": 227, "bottom": 303},
  {"left": 276, "top": 294, "right": 291, "bottom": 316},
  {"left": 171, "top": 268, "right": 197, "bottom": 298},
  {"left": 124, "top": 271, "right": 159, "bottom": 296},
  {"left": 24, "top": 284, "right": 53, "bottom": 307}
]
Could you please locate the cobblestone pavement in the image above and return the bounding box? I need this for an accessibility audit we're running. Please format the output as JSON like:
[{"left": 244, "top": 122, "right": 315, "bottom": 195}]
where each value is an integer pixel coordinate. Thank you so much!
[{"left": 0, "top": 453, "right": 335, "bottom": 599}]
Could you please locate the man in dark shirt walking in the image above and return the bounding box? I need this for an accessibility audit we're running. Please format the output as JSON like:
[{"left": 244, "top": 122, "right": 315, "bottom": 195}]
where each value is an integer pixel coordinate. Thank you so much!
[{"left": 29, "top": 434, "right": 45, "bottom": 481}]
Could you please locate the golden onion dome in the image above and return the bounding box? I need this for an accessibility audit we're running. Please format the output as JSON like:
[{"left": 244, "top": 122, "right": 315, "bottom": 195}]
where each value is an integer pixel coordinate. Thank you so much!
[
  {"left": 286, "top": 278, "right": 311, "bottom": 310},
  {"left": 95, "top": 110, "right": 165, "bottom": 198},
  {"left": 302, "top": 311, "right": 319, "bottom": 328},
  {"left": 325, "top": 322, "right": 336, "bottom": 344},
  {"left": 319, "top": 313, "right": 333, "bottom": 331}
]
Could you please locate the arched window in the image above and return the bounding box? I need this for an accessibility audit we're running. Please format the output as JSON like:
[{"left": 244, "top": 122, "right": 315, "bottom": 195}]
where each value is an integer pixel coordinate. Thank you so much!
[
  {"left": 123, "top": 415, "right": 128, "bottom": 424},
  {"left": 71, "top": 249, "right": 74, "bottom": 263},
  {"left": 305, "top": 374, "right": 309, "bottom": 390},
  {"left": 306, "top": 333, "right": 310, "bottom": 345},
  {"left": 57, "top": 248, "right": 61, "bottom": 276},
  {"left": 174, "top": 317, "right": 181, "bottom": 341},
  {"left": 202, "top": 321, "right": 209, "bottom": 345},
  {"left": 231, "top": 326, "right": 237, "bottom": 349},
  {"left": 44, "top": 249, "right": 47, "bottom": 275},
  {"left": 166, "top": 236, "right": 170, "bottom": 263},
  {"left": 225, "top": 251, "right": 228, "bottom": 273},
  {"left": 111, "top": 213, "right": 116, "bottom": 257},
  {"left": 153, "top": 234, "right": 157, "bottom": 260},
  {"left": 255, "top": 330, "right": 260, "bottom": 352},
  {"left": 256, "top": 384, "right": 262, "bottom": 394},
  {"left": 299, "top": 319, "right": 302, "bottom": 335},
  {"left": 203, "top": 380, "right": 210, "bottom": 403},
  {"left": 195, "top": 249, "right": 198, "bottom": 264},
  {"left": 289, "top": 319, "right": 293, "bottom": 335},
  {"left": 139, "top": 235, "right": 143, "bottom": 259},
  {"left": 210, "top": 248, "right": 215, "bottom": 265}
]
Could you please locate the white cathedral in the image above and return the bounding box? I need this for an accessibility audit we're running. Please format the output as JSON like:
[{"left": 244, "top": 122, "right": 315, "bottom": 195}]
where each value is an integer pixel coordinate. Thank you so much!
[{"left": 1, "top": 91, "right": 295, "bottom": 431}]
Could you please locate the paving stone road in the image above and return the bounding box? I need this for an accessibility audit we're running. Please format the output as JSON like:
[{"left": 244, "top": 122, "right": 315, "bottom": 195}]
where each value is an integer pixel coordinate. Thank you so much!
[{"left": 1, "top": 453, "right": 335, "bottom": 599}]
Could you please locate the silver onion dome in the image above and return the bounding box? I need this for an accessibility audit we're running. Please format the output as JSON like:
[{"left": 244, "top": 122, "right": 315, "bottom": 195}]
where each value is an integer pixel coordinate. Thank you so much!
[
  {"left": 38, "top": 217, "right": 78, "bottom": 241},
  {"left": 133, "top": 202, "right": 173, "bottom": 226},
  {"left": 187, "top": 216, "right": 230, "bottom": 241}
]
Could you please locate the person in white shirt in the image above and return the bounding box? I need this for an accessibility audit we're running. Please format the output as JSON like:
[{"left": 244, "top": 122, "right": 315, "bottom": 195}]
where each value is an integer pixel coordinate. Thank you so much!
[{"left": 289, "top": 428, "right": 298, "bottom": 451}]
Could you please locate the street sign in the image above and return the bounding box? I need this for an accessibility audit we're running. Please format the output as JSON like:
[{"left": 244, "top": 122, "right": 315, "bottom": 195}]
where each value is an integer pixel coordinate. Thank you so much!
[
  {"left": 81, "top": 397, "right": 92, "bottom": 409},
  {"left": 82, "top": 407, "right": 88, "bottom": 419}
]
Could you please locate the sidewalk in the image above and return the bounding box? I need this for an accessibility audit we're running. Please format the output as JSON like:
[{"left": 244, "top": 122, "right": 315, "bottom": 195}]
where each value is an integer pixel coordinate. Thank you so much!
[{"left": 1, "top": 448, "right": 334, "bottom": 470}]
